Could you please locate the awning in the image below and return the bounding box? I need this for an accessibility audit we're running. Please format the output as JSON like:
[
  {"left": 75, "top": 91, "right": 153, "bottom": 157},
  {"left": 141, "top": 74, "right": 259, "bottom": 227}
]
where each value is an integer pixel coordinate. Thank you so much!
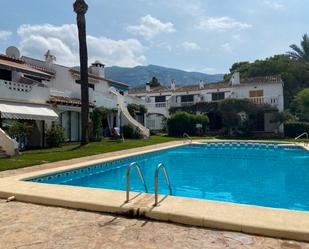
[{"left": 0, "top": 103, "right": 58, "bottom": 121}]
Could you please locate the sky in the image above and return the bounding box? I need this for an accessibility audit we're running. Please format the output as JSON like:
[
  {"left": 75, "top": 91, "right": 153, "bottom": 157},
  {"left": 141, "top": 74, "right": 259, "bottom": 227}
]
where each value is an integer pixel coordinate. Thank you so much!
[{"left": 0, "top": 0, "right": 308, "bottom": 74}]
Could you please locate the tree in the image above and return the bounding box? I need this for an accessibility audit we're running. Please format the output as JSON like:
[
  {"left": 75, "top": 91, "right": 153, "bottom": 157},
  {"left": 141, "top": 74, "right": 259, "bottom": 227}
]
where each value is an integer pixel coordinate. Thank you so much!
[
  {"left": 292, "top": 88, "right": 309, "bottom": 121},
  {"left": 74, "top": 0, "right": 90, "bottom": 145},
  {"left": 287, "top": 34, "right": 309, "bottom": 63},
  {"left": 149, "top": 77, "right": 160, "bottom": 87},
  {"left": 225, "top": 54, "right": 309, "bottom": 109}
]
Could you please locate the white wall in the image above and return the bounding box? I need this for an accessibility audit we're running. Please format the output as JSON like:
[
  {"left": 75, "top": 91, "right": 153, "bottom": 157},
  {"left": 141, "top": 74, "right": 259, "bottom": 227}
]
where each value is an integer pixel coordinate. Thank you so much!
[
  {"left": 49, "top": 65, "right": 81, "bottom": 99},
  {"left": 0, "top": 79, "right": 50, "bottom": 104},
  {"left": 233, "top": 83, "right": 284, "bottom": 112}
]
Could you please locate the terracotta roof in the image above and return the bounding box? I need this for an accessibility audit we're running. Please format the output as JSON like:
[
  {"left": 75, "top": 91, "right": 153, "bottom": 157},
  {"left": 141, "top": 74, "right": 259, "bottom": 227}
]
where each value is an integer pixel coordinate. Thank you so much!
[
  {"left": 23, "top": 56, "right": 129, "bottom": 88},
  {"left": 129, "top": 75, "right": 283, "bottom": 94},
  {"left": 22, "top": 56, "right": 56, "bottom": 75},
  {"left": 175, "top": 82, "right": 230, "bottom": 92},
  {"left": 0, "top": 54, "right": 53, "bottom": 79},
  {"left": 239, "top": 75, "right": 283, "bottom": 85},
  {"left": 70, "top": 69, "right": 129, "bottom": 88},
  {"left": 128, "top": 85, "right": 171, "bottom": 94},
  {"left": 129, "top": 82, "right": 230, "bottom": 94},
  {"left": 49, "top": 95, "right": 95, "bottom": 107}
]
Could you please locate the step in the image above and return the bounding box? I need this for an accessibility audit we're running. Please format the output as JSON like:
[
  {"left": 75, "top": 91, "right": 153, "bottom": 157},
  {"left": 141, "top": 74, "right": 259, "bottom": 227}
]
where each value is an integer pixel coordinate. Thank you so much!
[{"left": 0, "top": 153, "right": 9, "bottom": 158}]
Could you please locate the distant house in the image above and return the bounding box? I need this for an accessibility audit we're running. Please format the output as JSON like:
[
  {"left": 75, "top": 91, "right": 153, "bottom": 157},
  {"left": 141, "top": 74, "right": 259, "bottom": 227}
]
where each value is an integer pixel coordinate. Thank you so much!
[
  {"left": 128, "top": 72, "right": 284, "bottom": 134},
  {"left": 0, "top": 47, "right": 148, "bottom": 155}
]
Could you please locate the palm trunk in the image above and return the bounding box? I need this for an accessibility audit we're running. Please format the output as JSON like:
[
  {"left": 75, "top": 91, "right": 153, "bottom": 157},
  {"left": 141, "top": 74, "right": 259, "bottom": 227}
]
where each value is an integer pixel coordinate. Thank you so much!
[{"left": 74, "top": 0, "right": 89, "bottom": 145}]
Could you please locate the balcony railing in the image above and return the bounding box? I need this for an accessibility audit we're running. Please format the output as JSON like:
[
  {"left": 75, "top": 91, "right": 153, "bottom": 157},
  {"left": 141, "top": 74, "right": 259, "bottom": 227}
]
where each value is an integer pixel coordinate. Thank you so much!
[
  {"left": 248, "top": 96, "right": 279, "bottom": 106},
  {"left": 0, "top": 79, "right": 50, "bottom": 104},
  {"left": 145, "top": 102, "right": 167, "bottom": 108}
]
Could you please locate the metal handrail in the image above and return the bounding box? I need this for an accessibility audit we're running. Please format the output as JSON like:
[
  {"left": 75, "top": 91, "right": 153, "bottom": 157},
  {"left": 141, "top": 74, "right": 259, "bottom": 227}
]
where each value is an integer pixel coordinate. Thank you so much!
[
  {"left": 295, "top": 132, "right": 308, "bottom": 140},
  {"left": 154, "top": 163, "right": 172, "bottom": 206},
  {"left": 183, "top": 133, "right": 192, "bottom": 143},
  {"left": 126, "top": 162, "right": 148, "bottom": 203}
]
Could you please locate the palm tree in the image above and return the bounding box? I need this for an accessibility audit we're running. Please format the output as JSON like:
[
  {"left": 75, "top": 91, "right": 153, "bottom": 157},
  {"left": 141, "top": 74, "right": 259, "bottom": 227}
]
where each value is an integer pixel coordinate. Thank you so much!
[
  {"left": 287, "top": 34, "right": 309, "bottom": 63},
  {"left": 74, "top": 0, "right": 89, "bottom": 145}
]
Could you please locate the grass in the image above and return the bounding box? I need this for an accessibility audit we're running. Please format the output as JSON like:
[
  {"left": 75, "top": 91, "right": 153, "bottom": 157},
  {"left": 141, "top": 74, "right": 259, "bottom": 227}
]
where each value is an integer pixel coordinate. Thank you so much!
[
  {"left": 0, "top": 136, "right": 180, "bottom": 172},
  {"left": 0, "top": 135, "right": 307, "bottom": 172}
]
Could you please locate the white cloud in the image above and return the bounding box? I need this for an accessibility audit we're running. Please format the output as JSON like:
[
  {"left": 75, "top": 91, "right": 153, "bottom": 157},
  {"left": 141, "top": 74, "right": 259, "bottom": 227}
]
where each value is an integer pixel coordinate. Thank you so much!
[
  {"left": 198, "top": 17, "right": 252, "bottom": 32},
  {"left": 263, "top": 1, "right": 285, "bottom": 10},
  {"left": 0, "top": 30, "right": 12, "bottom": 40},
  {"left": 17, "top": 24, "right": 146, "bottom": 67},
  {"left": 127, "top": 14, "right": 176, "bottom": 39},
  {"left": 182, "top": 41, "right": 200, "bottom": 51},
  {"left": 153, "top": 42, "right": 172, "bottom": 51},
  {"left": 221, "top": 43, "right": 233, "bottom": 53}
]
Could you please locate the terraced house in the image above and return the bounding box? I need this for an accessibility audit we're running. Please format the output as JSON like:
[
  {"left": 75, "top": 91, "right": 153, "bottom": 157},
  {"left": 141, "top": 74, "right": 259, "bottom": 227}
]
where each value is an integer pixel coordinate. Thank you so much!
[
  {"left": 0, "top": 46, "right": 149, "bottom": 156},
  {"left": 128, "top": 72, "right": 284, "bottom": 134}
]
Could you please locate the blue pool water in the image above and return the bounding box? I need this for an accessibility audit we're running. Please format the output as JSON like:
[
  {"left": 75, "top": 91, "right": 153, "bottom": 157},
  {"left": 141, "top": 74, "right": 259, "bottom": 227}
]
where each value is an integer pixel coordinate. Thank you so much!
[{"left": 27, "top": 143, "right": 309, "bottom": 211}]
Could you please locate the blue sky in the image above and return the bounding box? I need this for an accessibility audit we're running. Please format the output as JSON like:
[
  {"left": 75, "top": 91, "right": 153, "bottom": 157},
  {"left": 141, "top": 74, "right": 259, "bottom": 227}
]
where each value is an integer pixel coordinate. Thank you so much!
[{"left": 0, "top": 0, "right": 308, "bottom": 74}]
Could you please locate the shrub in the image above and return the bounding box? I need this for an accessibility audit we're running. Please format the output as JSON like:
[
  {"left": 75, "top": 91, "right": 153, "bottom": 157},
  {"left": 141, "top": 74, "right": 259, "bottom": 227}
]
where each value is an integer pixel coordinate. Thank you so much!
[
  {"left": 127, "top": 104, "right": 147, "bottom": 117},
  {"left": 7, "top": 121, "right": 28, "bottom": 140},
  {"left": 121, "top": 124, "right": 142, "bottom": 139},
  {"left": 46, "top": 126, "right": 65, "bottom": 147},
  {"left": 284, "top": 122, "right": 309, "bottom": 138},
  {"left": 167, "top": 111, "right": 209, "bottom": 137}
]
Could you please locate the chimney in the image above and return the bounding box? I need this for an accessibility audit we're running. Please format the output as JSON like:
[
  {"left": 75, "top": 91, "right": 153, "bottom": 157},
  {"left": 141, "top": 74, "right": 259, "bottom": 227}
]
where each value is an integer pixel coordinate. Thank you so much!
[
  {"left": 199, "top": 80, "right": 204, "bottom": 89},
  {"left": 146, "top": 82, "right": 150, "bottom": 92},
  {"left": 90, "top": 60, "right": 105, "bottom": 78},
  {"left": 44, "top": 50, "right": 56, "bottom": 65},
  {"left": 171, "top": 79, "right": 176, "bottom": 91},
  {"left": 230, "top": 72, "right": 240, "bottom": 86}
]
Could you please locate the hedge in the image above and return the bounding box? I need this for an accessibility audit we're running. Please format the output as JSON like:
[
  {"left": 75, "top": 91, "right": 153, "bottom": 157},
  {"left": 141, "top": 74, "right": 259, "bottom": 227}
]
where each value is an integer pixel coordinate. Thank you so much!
[
  {"left": 284, "top": 122, "right": 309, "bottom": 138},
  {"left": 167, "top": 111, "right": 209, "bottom": 137}
]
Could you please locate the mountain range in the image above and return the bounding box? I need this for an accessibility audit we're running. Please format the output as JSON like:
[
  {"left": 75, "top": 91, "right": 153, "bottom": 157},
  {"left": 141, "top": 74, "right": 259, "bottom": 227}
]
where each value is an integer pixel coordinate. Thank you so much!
[{"left": 105, "top": 65, "right": 224, "bottom": 88}]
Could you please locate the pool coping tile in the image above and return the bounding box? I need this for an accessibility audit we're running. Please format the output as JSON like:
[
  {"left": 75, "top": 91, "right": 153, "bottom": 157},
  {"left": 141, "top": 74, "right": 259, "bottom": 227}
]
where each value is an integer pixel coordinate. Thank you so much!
[{"left": 0, "top": 140, "right": 309, "bottom": 242}]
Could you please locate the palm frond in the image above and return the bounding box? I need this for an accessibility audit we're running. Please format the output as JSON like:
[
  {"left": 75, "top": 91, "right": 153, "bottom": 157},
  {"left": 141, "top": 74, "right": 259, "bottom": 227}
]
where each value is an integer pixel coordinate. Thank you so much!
[
  {"left": 287, "top": 51, "right": 303, "bottom": 60},
  {"left": 289, "top": 44, "right": 305, "bottom": 57},
  {"left": 301, "top": 34, "right": 309, "bottom": 59}
]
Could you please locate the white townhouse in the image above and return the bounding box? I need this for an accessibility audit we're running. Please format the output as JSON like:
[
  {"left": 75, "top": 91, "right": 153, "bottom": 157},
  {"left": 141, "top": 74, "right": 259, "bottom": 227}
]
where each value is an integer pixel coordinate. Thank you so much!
[
  {"left": 0, "top": 47, "right": 148, "bottom": 156},
  {"left": 128, "top": 72, "right": 284, "bottom": 134}
]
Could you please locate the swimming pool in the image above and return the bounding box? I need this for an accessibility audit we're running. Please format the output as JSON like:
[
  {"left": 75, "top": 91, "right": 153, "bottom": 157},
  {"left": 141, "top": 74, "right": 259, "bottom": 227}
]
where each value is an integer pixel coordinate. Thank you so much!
[{"left": 27, "top": 142, "right": 309, "bottom": 211}]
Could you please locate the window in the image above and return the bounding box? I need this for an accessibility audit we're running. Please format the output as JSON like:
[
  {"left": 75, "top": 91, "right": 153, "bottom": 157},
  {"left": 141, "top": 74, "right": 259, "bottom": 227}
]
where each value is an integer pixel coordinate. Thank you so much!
[
  {"left": 0, "top": 69, "right": 12, "bottom": 81},
  {"left": 181, "top": 95, "right": 194, "bottom": 102},
  {"left": 155, "top": 96, "right": 166, "bottom": 102},
  {"left": 211, "top": 92, "right": 225, "bottom": 101},
  {"left": 249, "top": 90, "right": 263, "bottom": 97},
  {"left": 60, "top": 111, "right": 81, "bottom": 142}
]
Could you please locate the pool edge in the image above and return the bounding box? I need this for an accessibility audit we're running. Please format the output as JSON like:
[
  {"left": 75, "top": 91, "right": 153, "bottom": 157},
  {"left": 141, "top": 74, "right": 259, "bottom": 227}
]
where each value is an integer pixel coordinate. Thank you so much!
[{"left": 1, "top": 139, "right": 309, "bottom": 242}]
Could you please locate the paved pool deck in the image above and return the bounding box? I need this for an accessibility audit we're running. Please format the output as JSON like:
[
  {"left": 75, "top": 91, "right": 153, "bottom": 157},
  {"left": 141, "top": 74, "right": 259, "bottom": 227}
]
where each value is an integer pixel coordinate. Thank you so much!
[{"left": 0, "top": 140, "right": 309, "bottom": 246}]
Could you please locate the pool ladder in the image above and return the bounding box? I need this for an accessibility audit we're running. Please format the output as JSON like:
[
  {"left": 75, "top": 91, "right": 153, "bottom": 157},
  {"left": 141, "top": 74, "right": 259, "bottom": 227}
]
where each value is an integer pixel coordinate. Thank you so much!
[
  {"left": 183, "top": 133, "right": 192, "bottom": 144},
  {"left": 125, "top": 162, "right": 172, "bottom": 206},
  {"left": 125, "top": 162, "right": 148, "bottom": 203},
  {"left": 154, "top": 163, "right": 172, "bottom": 206}
]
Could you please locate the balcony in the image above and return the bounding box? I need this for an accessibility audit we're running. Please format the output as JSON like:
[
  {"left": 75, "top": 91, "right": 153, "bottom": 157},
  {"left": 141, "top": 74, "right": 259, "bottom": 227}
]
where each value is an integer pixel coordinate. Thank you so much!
[
  {"left": 248, "top": 96, "right": 279, "bottom": 106},
  {"left": 169, "top": 101, "right": 195, "bottom": 108},
  {"left": 0, "top": 79, "right": 50, "bottom": 104},
  {"left": 145, "top": 102, "right": 167, "bottom": 108},
  {"left": 145, "top": 102, "right": 169, "bottom": 116}
]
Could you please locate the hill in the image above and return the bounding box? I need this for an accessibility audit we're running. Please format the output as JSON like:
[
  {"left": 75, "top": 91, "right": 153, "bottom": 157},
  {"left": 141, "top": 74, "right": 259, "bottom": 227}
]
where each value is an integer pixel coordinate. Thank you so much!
[{"left": 105, "top": 65, "right": 224, "bottom": 88}]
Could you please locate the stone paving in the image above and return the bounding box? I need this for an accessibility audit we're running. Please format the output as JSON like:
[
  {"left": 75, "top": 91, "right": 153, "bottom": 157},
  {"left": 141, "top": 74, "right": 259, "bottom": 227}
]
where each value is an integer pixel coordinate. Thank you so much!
[
  {"left": 0, "top": 145, "right": 309, "bottom": 249},
  {"left": 1, "top": 200, "right": 309, "bottom": 249}
]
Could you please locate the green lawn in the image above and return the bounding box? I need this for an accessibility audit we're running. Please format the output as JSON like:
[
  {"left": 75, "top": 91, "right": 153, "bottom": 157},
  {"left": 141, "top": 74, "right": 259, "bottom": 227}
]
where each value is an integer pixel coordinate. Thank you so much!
[
  {"left": 0, "top": 136, "right": 180, "bottom": 172},
  {"left": 0, "top": 135, "right": 307, "bottom": 172}
]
